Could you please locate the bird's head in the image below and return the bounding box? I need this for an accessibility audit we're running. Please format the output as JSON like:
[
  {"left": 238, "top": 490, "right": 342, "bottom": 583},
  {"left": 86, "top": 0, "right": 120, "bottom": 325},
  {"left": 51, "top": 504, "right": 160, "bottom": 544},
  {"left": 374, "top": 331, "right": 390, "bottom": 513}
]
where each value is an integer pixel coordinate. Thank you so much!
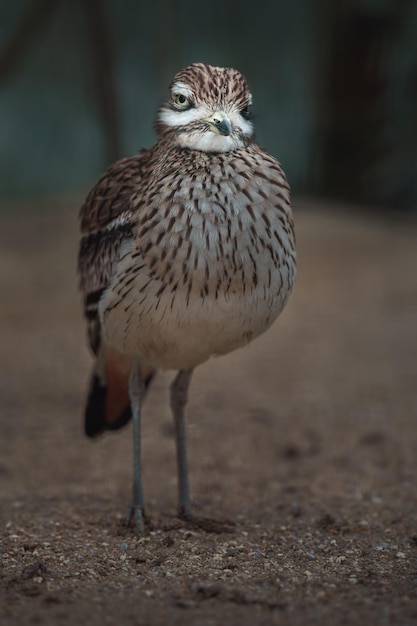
[{"left": 156, "top": 63, "right": 254, "bottom": 153}]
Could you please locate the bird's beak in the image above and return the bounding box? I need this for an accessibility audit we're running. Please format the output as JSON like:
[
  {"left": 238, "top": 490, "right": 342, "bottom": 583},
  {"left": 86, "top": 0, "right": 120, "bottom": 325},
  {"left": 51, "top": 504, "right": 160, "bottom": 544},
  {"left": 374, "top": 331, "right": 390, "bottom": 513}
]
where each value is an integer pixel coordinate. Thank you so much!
[{"left": 203, "top": 111, "right": 233, "bottom": 136}]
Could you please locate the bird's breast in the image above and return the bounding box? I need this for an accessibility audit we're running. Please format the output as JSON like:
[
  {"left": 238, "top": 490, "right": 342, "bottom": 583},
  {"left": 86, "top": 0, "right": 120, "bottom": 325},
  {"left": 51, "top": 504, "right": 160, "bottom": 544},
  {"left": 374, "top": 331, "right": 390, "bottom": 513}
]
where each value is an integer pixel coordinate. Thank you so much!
[{"left": 100, "top": 154, "right": 296, "bottom": 369}]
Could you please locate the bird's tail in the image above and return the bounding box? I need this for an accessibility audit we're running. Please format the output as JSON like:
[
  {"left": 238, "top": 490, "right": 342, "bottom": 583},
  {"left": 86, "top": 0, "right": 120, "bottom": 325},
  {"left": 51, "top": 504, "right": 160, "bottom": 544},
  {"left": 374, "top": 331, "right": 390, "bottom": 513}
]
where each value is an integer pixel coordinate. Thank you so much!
[{"left": 84, "top": 348, "right": 155, "bottom": 438}]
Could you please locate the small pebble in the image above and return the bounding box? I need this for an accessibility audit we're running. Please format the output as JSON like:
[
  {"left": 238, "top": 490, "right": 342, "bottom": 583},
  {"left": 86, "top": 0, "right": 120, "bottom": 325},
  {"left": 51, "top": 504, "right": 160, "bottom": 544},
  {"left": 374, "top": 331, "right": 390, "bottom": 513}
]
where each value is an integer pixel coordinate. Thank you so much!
[{"left": 175, "top": 599, "right": 195, "bottom": 609}]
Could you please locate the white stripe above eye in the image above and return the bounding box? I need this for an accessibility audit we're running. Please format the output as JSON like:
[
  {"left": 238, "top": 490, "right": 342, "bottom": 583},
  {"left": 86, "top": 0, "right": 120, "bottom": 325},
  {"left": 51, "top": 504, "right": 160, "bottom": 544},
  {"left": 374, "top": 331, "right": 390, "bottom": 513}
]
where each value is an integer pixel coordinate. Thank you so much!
[{"left": 171, "top": 82, "right": 194, "bottom": 99}]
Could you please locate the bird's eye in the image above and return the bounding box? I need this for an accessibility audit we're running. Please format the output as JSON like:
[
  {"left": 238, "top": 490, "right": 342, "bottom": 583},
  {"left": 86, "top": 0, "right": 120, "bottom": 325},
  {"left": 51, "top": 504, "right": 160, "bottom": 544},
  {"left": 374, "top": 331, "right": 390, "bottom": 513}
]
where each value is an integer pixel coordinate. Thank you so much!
[
  {"left": 240, "top": 104, "right": 252, "bottom": 120},
  {"left": 173, "top": 93, "right": 192, "bottom": 109}
]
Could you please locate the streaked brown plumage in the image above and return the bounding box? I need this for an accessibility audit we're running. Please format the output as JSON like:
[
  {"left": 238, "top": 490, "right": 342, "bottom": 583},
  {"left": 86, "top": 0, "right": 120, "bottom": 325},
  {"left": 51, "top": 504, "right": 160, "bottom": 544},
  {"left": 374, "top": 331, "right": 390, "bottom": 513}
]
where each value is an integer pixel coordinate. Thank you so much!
[{"left": 78, "top": 63, "right": 296, "bottom": 533}]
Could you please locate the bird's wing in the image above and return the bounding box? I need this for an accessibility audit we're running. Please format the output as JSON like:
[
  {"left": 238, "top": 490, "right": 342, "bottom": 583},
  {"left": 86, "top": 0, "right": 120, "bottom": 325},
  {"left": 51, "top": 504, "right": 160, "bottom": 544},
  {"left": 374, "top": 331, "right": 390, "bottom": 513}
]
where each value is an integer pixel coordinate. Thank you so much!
[
  {"left": 78, "top": 152, "right": 157, "bottom": 437},
  {"left": 78, "top": 153, "right": 148, "bottom": 355}
]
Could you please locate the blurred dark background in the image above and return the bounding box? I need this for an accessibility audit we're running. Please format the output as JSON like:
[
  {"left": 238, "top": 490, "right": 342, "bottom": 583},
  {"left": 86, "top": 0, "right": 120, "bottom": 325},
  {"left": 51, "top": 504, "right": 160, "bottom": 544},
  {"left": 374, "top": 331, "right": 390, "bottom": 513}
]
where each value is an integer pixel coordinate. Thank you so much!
[{"left": 1, "top": 0, "right": 416, "bottom": 210}]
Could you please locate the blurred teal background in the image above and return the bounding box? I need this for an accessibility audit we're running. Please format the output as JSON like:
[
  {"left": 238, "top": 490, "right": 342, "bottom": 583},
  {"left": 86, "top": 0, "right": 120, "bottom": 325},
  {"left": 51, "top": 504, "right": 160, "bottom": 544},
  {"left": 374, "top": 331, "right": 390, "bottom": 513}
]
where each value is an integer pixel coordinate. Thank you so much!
[{"left": 1, "top": 0, "right": 416, "bottom": 209}]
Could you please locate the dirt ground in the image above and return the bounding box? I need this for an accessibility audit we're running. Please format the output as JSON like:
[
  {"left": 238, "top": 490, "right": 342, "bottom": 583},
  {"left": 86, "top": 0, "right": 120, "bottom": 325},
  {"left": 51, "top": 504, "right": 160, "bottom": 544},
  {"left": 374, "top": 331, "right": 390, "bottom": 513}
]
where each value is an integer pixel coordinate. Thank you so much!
[{"left": 0, "top": 198, "right": 417, "bottom": 625}]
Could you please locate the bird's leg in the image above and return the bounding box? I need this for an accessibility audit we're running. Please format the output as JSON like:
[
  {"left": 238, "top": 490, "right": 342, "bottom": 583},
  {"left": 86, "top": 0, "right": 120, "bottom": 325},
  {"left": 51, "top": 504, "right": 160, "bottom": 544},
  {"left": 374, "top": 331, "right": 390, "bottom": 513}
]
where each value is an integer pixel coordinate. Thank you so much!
[
  {"left": 128, "top": 359, "right": 146, "bottom": 534},
  {"left": 169, "top": 369, "right": 235, "bottom": 534},
  {"left": 170, "top": 369, "right": 193, "bottom": 519}
]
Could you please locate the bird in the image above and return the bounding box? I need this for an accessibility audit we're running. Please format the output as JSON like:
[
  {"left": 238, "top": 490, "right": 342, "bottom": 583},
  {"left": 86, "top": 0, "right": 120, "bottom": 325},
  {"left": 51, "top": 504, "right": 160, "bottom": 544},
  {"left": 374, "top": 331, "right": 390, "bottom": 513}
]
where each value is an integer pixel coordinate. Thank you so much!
[{"left": 78, "top": 62, "right": 296, "bottom": 534}]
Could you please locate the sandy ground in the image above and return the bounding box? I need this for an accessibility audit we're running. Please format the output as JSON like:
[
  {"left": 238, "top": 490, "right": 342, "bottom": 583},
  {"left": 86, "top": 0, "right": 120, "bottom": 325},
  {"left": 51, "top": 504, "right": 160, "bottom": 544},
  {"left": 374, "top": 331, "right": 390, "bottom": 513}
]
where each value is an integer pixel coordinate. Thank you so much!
[{"left": 0, "top": 198, "right": 417, "bottom": 625}]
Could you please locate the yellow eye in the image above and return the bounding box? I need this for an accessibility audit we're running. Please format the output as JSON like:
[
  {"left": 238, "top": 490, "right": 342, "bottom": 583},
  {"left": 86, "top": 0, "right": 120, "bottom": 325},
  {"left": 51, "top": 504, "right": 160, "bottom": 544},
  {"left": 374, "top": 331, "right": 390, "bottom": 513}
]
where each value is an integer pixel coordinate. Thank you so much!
[{"left": 173, "top": 93, "right": 191, "bottom": 109}]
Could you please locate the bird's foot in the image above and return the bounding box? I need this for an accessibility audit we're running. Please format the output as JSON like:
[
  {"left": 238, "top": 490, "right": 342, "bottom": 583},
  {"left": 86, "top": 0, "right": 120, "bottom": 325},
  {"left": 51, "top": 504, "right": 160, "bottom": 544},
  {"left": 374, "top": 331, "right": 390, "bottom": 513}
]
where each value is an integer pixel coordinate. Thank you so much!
[
  {"left": 179, "top": 509, "right": 235, "bottom": 534},
  {"left": 127, "top": 505, "right": 150, "bottom": 535}
]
